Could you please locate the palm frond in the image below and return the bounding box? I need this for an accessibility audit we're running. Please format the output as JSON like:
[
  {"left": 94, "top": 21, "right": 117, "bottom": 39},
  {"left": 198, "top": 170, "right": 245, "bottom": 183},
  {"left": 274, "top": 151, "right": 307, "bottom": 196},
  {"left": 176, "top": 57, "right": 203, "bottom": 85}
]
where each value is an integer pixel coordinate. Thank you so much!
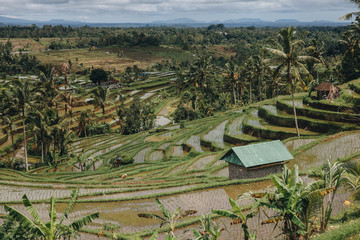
[
  {"left": 266, "top": 48, "right": 287, "bottom": 59},
  {"left": 339, "top": 12, "right": 360, "bottom": 21}
]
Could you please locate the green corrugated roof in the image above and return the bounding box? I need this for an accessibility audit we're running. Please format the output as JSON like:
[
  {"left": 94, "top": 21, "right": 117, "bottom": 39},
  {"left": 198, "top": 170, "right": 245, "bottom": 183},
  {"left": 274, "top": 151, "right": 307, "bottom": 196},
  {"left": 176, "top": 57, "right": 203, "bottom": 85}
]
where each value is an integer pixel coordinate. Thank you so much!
[{"left": 220, "top": 140, "right": 293, "bottom": 168}]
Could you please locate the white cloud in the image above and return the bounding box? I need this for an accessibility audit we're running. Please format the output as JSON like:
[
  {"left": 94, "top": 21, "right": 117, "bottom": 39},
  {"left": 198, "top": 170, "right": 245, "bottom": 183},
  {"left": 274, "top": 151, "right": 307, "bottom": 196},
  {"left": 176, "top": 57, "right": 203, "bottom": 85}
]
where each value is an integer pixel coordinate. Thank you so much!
[{"left": 0, "top": 0, "right": 358, "bottom": 22}]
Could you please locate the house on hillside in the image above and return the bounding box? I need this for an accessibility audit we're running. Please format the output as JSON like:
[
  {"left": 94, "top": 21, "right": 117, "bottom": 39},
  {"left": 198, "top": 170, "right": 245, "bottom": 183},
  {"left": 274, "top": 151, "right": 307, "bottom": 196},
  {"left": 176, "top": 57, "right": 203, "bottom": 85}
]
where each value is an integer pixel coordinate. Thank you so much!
[
  {"left": 219, "top": 140, "right": 293, "bottom": 179},
  {"left": 314, "top": 82, "right": 340, "bottom": 100}
]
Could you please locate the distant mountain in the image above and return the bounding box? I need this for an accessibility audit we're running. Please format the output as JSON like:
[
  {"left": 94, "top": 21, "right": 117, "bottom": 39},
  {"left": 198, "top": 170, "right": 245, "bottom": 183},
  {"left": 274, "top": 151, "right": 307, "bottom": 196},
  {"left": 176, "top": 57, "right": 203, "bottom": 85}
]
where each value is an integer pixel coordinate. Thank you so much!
[
  {"left": 224, "top": 18, "right": 266, "bottom": 23},
  {"left": 0, "top": 15, "right": 350, "bottom": 28},
  {"left": 275, "top": 19, "right": 300, "bottom": 23},
  {"left": 0, "top": 16, "right": 87, "bottom": 26},
  {"left": 152, "top": 18, "right": 200, "bottom": 24},
  {"left": 0, "top": 16, "right": 35, "bottom": 25}
]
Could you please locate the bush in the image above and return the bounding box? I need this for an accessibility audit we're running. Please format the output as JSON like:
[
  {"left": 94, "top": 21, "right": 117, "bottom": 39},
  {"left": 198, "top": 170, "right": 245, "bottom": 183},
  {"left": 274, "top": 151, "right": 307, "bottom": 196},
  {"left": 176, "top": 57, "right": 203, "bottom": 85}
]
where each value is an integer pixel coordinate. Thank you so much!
[
  {"left": 90, "top": 68, "right": 108, "bottom": 85},
  {"left": 108, "top": 156, "right": 134, "bottom": 168}
]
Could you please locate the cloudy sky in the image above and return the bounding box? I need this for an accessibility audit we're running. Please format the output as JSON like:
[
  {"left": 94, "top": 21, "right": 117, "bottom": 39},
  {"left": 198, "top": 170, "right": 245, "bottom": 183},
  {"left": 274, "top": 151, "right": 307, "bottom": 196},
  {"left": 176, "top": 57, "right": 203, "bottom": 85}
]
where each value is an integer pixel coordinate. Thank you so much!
[{"left": 0, "top": 0, "right": 359, "bottom": 23}]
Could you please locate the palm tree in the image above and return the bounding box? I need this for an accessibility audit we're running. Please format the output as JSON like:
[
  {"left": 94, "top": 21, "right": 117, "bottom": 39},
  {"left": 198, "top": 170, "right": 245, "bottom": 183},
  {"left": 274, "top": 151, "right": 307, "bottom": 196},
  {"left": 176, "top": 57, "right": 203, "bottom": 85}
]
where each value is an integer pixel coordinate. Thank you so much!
[
  {"left": 187, "top": 56, "right": 214, "bottom": 110},
  {"left": 114, "top": 104, "right": 125, "bottom": 134},
  {"left": 138, "top": 198, "right": 197, "bottom": 237},
  {"left": 78, "top": 111, "right": 91, "bottom": 137},
  {"left": 252, "top": 54, "right": 270, "bottom": 101},
  {"left": 91, "top": 86, "right": 108, "bottom": 120},
  {"left": 266, "top": 27, "right": 317, "bottom": 137},
  {"left": 10, "top": 79, "right": 35, "bottom": 171},
  {"left": 0, "top": 90, "right": 18, "bottom": 158},
  {"left": 37, "top": 64, "right": 60, "bottom": 109},
  {"left": 213, "top": 198, "right": 258, "bottom": 240},
  {"left": 4, "top": 189, "right": 99, "bottom": 240},
  {"left": 339, "top": 0, "right": 360, "bottom": 20},
  {"left": 223, "top": 61, "right": 241, "bottom": 105},
  {"left": 27, "top": 111, "right": 51, "bottom": 163}
]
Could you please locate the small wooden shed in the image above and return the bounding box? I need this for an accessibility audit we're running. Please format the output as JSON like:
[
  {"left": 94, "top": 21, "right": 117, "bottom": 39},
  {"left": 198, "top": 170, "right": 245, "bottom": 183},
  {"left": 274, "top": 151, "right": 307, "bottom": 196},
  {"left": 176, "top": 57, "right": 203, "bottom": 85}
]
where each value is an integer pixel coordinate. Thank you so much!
[
  {"left": 219, "top": 140, "right": 293, "bottom": 179},
  {"left": 314, "top": 82, "right": 340, "bottom": 100}
]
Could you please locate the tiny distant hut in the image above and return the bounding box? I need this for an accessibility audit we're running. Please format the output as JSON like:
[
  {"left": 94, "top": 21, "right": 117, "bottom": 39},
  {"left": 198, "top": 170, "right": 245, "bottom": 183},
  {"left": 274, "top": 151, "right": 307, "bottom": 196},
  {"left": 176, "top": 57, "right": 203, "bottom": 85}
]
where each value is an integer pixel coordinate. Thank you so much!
[
  {"left": 314, "top": 82, "right": 340, "bottom": 100},
  {"left": 219, "top": 140, "right": 293, "bottom": 179}
]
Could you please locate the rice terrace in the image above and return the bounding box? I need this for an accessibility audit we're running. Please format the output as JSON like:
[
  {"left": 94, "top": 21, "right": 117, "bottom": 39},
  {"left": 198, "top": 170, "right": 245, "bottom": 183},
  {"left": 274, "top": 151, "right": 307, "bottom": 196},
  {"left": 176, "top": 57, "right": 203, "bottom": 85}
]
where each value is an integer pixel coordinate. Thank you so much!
[{"left": 1, "top": 7, "right": 360, "bottom": 240}]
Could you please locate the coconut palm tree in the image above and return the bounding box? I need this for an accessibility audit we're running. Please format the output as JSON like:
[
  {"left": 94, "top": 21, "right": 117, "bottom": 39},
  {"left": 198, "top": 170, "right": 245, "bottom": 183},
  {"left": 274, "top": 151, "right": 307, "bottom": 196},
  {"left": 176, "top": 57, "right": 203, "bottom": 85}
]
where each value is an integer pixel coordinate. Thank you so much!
[
  {"left": 78, "top": 111, "right": 91, "bottom": 137},
  {"left": 0, "top": 90, "right": 18, "bottom": 158},
  {"left": 37, "top": 64, "right": 60, "bottom": 109},
  {"left": 10, "top": 79, "right": 35, "bottom": 171},
  {"left": 339, "top": 0, "right": 360, "bottom": 20},
  {"left": 91, "top": 86, "right": 108, "bottom": 120},
  {"left": 4, "top": 189, "right": 99, "bottom": 240},
  {"left": 187, "top": 56, "right": 215, "bottom": 110},
  {"left": 266, "top": 27, "right": 317, "bottom": 137},
  {"left": 252, "top": 54, "right": 270, "bottom": 101},
  {"left": 27, "top": 111, "right": 51, "bottom": 163},
  {"left": 223, "top": 61, "right": 241, "bottom": 105}
]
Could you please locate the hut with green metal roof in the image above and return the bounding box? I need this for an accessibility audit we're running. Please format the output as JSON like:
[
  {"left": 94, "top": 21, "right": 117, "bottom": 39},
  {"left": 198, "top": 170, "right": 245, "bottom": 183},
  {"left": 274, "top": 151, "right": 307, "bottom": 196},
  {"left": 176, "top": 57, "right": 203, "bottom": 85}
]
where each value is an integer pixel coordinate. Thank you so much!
[{"left": 219, "top": 140, "right": 293, "bottom": 179}]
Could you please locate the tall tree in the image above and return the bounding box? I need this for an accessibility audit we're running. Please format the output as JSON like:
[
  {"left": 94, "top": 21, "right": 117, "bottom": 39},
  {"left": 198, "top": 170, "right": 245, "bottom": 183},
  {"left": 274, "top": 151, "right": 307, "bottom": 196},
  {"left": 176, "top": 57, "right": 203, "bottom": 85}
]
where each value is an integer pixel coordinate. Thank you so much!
[
  {"left": 91, "top": 86, "right": 108, "bottom": 120},
  {"left": 27, "top": 111, "right": 51, "bottom": 163},
  {"left": 266, "top": 27, "right": 316, "bottom": 137},
  {"left": 187, "top": 56, "right": 214, "bottom": 110},
  {"left": 10, "top": 79, "right": 35, "bottom": 171},
  {"left": 223, "top": 61, "right": 241, "bottom": 105},
  {"left": 37, "top": 64, "right": 60, "bottom": 109},
  {"left": 0, "top": 90, "right": 18, "bottom": 158},
  {"left": 78, "top": 111, "right": 91, "bottom": 137}
]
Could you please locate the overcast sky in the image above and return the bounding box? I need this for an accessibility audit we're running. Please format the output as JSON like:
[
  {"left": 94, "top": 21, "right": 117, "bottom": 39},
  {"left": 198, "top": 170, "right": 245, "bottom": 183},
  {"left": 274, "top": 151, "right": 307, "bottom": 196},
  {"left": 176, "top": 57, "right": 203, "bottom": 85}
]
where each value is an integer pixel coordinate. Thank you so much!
[{"left": 0, "top": 0, "right": 359, "bottom": 23}]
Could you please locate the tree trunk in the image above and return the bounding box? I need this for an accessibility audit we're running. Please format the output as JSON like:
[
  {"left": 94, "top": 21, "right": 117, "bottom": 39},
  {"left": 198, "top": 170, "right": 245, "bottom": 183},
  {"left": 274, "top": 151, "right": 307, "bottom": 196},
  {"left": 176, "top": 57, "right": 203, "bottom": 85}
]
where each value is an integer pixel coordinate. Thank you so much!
[
  {"left": 41, "top": 141, "right": 44, "bottom": 163},
  {"left": 249, "top": 81, "right": 252, "bottom": 103},
  {"left": 258, "top": 74, "right": 262, "bottom": 101},
  {"left": 289, "top": 63, "right": 300, "bottom": 137},
  {"left": 233, "top": 82, "right": 237, "bottom": 105},
  {"left": 10, "top": 122, "right": 15, "bottom": 158},
  {"left": 22, "top": 109, "right": 28, "bottom": 171},
  {"left": 102, "top": 106, "right": 105, "bottom": 121}
]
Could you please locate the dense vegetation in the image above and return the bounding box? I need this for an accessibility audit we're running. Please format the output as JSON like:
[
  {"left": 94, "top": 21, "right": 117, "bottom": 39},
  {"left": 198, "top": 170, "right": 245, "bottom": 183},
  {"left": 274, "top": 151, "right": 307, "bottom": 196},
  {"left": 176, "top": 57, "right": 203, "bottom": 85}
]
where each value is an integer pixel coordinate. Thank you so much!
[{"left": 0, "top": 3, "right": 360, "bottom": 239}]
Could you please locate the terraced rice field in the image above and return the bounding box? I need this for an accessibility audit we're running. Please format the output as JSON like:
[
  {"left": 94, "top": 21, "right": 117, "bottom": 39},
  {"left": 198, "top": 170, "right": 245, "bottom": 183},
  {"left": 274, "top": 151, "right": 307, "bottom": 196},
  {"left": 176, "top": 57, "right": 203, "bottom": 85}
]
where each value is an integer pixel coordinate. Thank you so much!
[{"left": 0, "top": 77, "right": 359, "bottom": 239}]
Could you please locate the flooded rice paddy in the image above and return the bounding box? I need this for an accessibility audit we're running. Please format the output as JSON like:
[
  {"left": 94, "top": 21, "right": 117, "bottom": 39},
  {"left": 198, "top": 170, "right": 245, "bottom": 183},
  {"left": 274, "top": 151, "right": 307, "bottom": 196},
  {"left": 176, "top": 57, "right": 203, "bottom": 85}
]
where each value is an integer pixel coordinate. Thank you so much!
[
  {"left": 284, "top": 138, "right": 316, "bottom": 151},
  {"left": 227, "top": 116, "right": 244, "bottom": 136},
  {"left": 187, "top": 155, "right": 216, "bottom": 171},
  {"left": 291, "top": 132, "right": 360, "bottom": 170},
  {"left": 186, "top": 135, "right": 204, "bottom": 152},
  {"left": 203, "top": 121, "right": 228, "bottom": 148}
]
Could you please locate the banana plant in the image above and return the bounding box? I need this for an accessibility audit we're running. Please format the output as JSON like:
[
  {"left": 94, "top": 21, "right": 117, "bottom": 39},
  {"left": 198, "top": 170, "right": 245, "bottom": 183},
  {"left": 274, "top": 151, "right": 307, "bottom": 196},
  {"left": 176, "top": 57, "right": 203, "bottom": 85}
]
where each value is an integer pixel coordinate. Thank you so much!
[
  {"left": 213, "top": 198, "right": 258, "bottom": 240},
  {"left": 138, "top": 198, "right": 197, "bottom": 237},
  {"left": 193, "top": 214, "right": 224, "bottom": 240},
  {"left": 4, "top": 189, "right": 99, "bottom": 240}
]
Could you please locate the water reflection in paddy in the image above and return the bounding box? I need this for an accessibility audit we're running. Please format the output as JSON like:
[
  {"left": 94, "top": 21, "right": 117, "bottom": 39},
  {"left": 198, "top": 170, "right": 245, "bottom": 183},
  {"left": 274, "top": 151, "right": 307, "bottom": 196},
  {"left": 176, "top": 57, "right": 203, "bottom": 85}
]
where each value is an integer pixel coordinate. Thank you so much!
[{"left": 290, "top": 132, "right": 360, "bottom": 170}]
